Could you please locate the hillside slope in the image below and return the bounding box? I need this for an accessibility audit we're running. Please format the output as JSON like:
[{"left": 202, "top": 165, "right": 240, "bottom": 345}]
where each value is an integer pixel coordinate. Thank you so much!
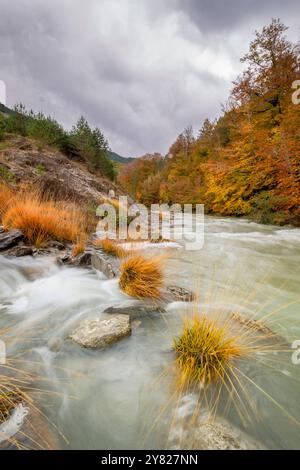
[{"left": 0, "top": 135, "right": 129, "bottom": 205}]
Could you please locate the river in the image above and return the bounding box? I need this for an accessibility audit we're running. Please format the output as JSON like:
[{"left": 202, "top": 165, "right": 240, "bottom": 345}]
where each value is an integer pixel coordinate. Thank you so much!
[{"left": 0, "top": 215, "right": 300, "bottom": 449}]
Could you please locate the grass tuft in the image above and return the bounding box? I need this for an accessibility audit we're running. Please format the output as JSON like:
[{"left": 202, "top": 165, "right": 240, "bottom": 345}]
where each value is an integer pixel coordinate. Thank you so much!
[
  {"left": 0, "top": 183, "right": 15, "bottom": 219},
  {"left": 2, "top": 190, "right": 86, "bottom": 247},
  {"left": 119, "top": 254, "right": 164, "bottom": 298},
  {"left": 93, "top": 238, "right": 127, "bottom": 258},
  {"left": 71, "top": 240, "right": 86, "bottom": 257},
  {"left": 174, "top": 315, "right": 249, "bottom": 386}
]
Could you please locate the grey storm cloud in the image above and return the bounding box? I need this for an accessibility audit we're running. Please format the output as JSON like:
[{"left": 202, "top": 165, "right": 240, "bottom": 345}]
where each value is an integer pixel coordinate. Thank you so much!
[{"left": 0, "top": 0, "right": 299, "bottom": 157}]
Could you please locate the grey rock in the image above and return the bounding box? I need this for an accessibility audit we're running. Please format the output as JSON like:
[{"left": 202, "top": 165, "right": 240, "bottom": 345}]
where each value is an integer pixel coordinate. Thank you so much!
[
  {"left": 91, "top": 253, "right": 115, "bottom": 279},
  {"left": 71, "top": 252, "right": 92, "bottom": 266},
  {"left": 56, "top": 254, "right": 71, "bottom": 265},
  {"left": 8, "top": 246, "right": 34, "bottom": 257},
  {"left": 0, "top": 229, "right": 24, "bottom": 251},
  {"left": 104, "top": 304, "right": 165, "bottom": 319},
  {"left": 166, "top": 285, "right": 195, "bottom": 302},
  {"left": 69, "top": 315, "right": 131, "bottom": 349}
]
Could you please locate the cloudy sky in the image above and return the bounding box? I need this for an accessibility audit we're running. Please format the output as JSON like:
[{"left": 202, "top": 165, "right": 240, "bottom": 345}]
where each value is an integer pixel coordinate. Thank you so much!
[{"left": 0, "top": 0, "right": 299, "bottom": 157}]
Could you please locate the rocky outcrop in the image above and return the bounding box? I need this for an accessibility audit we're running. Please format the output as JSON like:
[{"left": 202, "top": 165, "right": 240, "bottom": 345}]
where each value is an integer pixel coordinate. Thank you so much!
[
  {"left": 0, "top": 229, "right": 24, "bottom": 251},
  {"left": 69, "top": 315, "right": 131, "bottom": 349},
  {"left": 0, "top": 136, "right": 130, "bottom": 206},
  {"left": 104, "top": 304, "right": 165, "bottom": 319}
]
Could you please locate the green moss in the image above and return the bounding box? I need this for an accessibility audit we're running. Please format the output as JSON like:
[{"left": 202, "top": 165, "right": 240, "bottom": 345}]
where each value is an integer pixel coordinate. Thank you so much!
[{"left": 0, "top": 164, "right": 15, "bottom": 183}]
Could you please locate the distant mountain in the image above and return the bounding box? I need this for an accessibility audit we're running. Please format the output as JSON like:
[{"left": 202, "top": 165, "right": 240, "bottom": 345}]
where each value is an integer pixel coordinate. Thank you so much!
[{"left": 108, "top": 151, "right": 134, "bottom": 165}]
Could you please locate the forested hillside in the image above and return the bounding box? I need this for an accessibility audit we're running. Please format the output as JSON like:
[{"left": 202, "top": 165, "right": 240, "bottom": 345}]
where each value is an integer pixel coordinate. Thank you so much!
[{"left": 119, "top": 20, "right": 300, "bottom": 225}]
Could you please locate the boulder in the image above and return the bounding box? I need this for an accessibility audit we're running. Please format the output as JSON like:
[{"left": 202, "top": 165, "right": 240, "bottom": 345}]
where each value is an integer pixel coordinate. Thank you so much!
[
  {"left": 104, "top": 304, "right": 165, "bottom": 319},
  {"left": 7, "top": 246, "right": 34, "bottom": 257},
  {"left": 69, "top": 315, "right": 131, "bottom": 349},
  {"left": 166, "top": 285, "right": 195, "bottom": 302},
  {"left": 0, "top": 229, "right": 24, "bottom": 251},
  {"left": 91, "top": 253, "right": 115, "bottom": 279}
]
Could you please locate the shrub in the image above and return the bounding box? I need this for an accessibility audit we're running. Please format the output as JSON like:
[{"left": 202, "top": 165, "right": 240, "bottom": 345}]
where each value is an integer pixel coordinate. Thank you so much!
[
  {"left": 119, "top": 254, "right": 164, "bottom": 298},
  {"left": 0, "top": 165, "right": 15, "bottom": 183},
  {"left": 0, "top": 113, "right": 6, "bottom": 141}
]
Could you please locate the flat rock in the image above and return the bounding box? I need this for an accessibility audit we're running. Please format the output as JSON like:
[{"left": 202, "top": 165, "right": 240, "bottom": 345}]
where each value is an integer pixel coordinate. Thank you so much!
[
  {"left": 91, "top": 253, "right": 115, "bottom": 279},
  {"left": 104, "top": 304, "right": 165, "bottom": 319},
  {"left": 7, "top": 246, "right": 34, "bottom": 257},
  {"left": 69, "top": 315, "right": 131, "bottom": 349},
  {"left": 166, "top": 285, "right": 195, "bottom": 302},
  {"left": 0, "top": 229, "right": 24, "bottom": 251}
]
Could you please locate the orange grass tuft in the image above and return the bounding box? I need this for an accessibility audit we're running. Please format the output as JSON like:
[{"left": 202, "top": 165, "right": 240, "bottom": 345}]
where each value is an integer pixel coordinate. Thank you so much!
[
  {"left": 119, "top": 254, "right": 164, "bottom": 298},
  {"left": 2, "top": 192, "right": 86, "bottom": 247},
  {"left": 94, "top": 238, "right": 127, "bottom": 258},
  {"left": 71, "top": 240, "right": 86, "bottom": 257},
  {"left": 173, "top": 315, "right": 250, "bottom": 386},
  {"left": 0, "top": 183, "right": 15, "bottom": 219}
]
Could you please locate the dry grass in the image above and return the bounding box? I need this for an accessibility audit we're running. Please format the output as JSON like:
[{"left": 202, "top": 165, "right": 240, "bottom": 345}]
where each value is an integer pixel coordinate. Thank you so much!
[
  {"left": 0, "top": 183, "right": 15, "bottom": 219},
  {"left": 1, "top": 190, "right": 86, "bottom": 247},
  {"left": 173, "top": 315, "right": 250, "bottom": 386},
  {"left": 71, "top": 240, "right": 86, "bottom": 257},
  {"left": 119, "top": 254, "right": 164, "bottom": 298},
  {"left": 93, "top": 238, "right": 127, "bottom": 258}
]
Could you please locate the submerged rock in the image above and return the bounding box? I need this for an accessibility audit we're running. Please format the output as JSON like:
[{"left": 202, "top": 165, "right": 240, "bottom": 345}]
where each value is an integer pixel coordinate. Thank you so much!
[
  {"left": 47, "top": 337, "right": 63, "bottom": 353},
  {"left": 0, "top": 229, "right": 24, "bottom": 251},
  {"left": 166, "top": 285, "right": 195, "bottom": 302},
  {"left": 104, "top": 304, "right": 165, "bottom": 319},
  {"left": 69, "top": 315, "right": 131, "bottom": 349},
  {"left": 169, "top": 419, "right": 260, "bottom": 450}
]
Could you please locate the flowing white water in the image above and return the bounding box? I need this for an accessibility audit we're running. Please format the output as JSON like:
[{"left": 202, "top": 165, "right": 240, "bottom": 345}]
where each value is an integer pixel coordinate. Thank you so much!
[{"left": 0, "top": 215, "right": 300, "bottom": 449}]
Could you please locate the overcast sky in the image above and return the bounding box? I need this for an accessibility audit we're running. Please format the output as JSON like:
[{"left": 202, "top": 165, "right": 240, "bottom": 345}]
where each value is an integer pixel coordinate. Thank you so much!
[{"left": 0, "top": 0, "right": 299, "bottom": 157}]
